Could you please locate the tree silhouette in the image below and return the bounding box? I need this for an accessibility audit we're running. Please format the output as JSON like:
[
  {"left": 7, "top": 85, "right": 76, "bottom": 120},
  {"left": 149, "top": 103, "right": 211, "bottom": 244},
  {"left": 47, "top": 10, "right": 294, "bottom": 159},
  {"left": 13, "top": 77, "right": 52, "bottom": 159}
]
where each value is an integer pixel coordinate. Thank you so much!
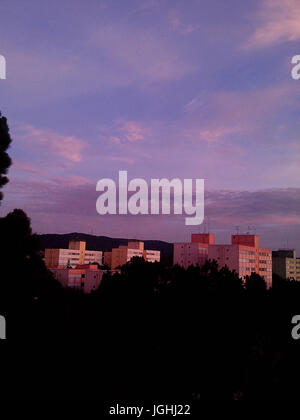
[
  {"left": 245, "top": 272, "right": 267, "bottom": 294},
  {"left": 0, "top": 112, "right": 12, "bottom": 202},
  {"left": 0, "top": 115, "right": 62, "bottom": 334}
]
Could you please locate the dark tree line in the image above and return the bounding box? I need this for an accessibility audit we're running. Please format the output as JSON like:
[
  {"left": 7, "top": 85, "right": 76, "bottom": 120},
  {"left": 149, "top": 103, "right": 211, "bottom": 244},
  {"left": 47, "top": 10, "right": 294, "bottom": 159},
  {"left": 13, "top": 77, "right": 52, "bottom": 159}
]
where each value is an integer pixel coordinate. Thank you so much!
[
  {"left": 0, "top": 113, "right": 65, "bottom": 400},
  {"left": 0, "top": 112, "right": 62, "bottom": 302},
  {"left": 86, "top": 257, "right": 299, "bottom": 401}
]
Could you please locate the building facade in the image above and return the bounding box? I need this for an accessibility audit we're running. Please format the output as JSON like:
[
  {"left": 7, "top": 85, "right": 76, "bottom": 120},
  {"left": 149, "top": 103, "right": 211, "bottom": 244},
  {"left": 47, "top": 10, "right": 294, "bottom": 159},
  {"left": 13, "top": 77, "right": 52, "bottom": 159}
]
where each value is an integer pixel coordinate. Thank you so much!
[
  {"left": 272, "top": 249, "right": 300, "bottom": 281},
  {"left": 45, "top": 240, "right": 103, "bottom": 268},
  {"left": 173, "top": 233, "right": 214, "bottom": 269},
  {"left": 143, "top": 249, "right": 161, "bottom": 263},
  {"left": 104, "top": 240, "right": 160, "bottom": 269},
  {"left": 174, "top": 234, "right": 272, "bottom": 288},
  {"left": 208, "top": 235, "right": 272, "bottom": 288},
  {"left": 50, "top": 264, "right": 107, "bottom": 293}
]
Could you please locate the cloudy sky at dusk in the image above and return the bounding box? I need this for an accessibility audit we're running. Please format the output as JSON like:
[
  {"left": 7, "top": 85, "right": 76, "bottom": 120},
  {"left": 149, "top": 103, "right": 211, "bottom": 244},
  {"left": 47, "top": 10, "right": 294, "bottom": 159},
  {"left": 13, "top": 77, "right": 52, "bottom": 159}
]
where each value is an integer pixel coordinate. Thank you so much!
[{"left": 1, "top": 0, "right": 300, "bottom": 251}]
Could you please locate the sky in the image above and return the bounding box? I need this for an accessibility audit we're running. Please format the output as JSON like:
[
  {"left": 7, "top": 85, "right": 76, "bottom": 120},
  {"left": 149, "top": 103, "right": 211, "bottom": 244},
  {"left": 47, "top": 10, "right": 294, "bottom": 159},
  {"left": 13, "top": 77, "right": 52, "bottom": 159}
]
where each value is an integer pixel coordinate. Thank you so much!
[{"left": 0, "top": 0, "right": 300, "bottom": 251}]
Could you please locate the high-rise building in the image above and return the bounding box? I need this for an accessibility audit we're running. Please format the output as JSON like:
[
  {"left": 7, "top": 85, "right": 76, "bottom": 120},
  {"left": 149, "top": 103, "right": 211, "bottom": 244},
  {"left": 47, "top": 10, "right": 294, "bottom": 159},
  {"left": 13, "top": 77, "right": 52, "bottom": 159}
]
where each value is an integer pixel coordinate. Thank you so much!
[
  {"left": 50, "top": 264, "right": 117, "bottom": 293},
  {"left": 208, "top": 235, "right": 272, "bottom": 288},
  {"left": 45, "top": 241, "right": 102, "bottom": 268},
  {"left": 104, "top": 241, "right": 160, "bottom": 269},
  {"left": 68, "top": 240, "right": 86, "bottom": 264},
  {"left": 174, "top": 233, "right": 272, "bottom": 288},
  {"left": 272, "top": 249, "right": 300, "bottom": 281},
  {"left": 173, "top": 233, "right": 214, "bottom": 269}
]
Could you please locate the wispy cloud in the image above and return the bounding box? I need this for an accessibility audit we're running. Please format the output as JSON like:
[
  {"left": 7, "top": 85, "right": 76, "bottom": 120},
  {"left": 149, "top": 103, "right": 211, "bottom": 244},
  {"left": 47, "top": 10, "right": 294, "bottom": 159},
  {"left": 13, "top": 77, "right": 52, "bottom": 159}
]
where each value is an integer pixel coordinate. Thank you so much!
[
  {"left": 51, "top": 175, "right": 91, "bottom": 186},
  {"left": 190, "top": 86, "right": 292, "bottom": 138},
  {"left": 206, "top": 188, "right": 300, "bottom": 226},
  {"left": 90, "top": 24, "right": 194, "bottom": 84},
  {"left": 183, "top": 126, "right": 242, "bottom": 144},
  {"left": 168, "top": 10, "right": 199, "bottom": 35},
  {"left": 184, "top": 95, "right": 206, "bottom": 113},
  {"left": 108, "top": 156, "right": 135, "bottom": 165},
  {"left": 101, "top": 120, "right": 148, "bottom": 144},
  {"left": 120, "top": 121, "right": 145, "bottom": 142},
  {"left": 245, "top": 0, "right": 300, "bottom": 49},
  {"left": 110, "top": 136, "right": 122, "bottom": 145},
  {"left": 12, "top": 161, "right": 40, "bottom": 174},
  {"left": 20, "top": 125, "right": 87, "bottom": 162}
]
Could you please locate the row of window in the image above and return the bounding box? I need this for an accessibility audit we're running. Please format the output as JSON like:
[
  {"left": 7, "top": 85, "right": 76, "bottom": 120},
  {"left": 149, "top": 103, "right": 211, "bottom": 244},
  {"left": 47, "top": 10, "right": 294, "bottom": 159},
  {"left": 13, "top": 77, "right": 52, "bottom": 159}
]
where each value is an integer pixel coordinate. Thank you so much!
[
  {"left": 240, "top": 250, "right": 255, "bottom": 256},
  {"left": 259, "top": 252, "right": 271, "bottom": 257}
]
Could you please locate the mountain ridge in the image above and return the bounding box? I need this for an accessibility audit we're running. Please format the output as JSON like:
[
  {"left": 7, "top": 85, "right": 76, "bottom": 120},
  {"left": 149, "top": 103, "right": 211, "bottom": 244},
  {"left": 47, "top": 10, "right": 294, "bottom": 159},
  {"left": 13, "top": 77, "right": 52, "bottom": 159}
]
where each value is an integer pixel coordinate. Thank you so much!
[{"left": 38, "top": 232, "right": 173, "bottom": 263}]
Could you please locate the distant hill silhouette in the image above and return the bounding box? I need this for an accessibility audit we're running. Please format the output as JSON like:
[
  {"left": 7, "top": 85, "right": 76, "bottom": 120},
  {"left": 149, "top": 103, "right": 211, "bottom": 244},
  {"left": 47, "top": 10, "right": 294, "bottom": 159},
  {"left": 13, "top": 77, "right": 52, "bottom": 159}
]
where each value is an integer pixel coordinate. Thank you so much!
[{"left": 38, "top": 232, "right": 173, "bottom": 264}]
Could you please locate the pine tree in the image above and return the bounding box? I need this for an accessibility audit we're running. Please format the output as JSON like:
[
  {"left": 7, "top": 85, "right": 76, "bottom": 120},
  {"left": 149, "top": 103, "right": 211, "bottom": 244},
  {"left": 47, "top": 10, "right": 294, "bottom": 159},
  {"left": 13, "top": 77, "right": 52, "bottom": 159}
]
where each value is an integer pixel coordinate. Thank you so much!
[{"left": 0, "top": 111, "right": 12, "bottom": 202}]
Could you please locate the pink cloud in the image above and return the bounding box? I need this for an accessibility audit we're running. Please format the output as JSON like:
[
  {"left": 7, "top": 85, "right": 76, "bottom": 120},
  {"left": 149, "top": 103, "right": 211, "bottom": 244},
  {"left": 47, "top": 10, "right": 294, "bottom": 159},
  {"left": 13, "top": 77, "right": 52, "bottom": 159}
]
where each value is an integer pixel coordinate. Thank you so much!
[
  {"left": 51, "top": 175, "right": 91, "bottom": 186},
  {"left": 102, "top": 120, "right": 148, "bottom": 144},
  {"left": 183, "top": 126, "right": 242, "bottom": 144},
  {"left": 20, "top": 125, "right": 87, "bottom": 162},
  {"left": 212, "top": 87, "right": 290, "bottom": 122},
  {"left": 110, "top": 136, "right": 121, "bottom": 145},
  {"left": 185, "top": 86, "right": 293, "bottom": 141},
  {"left": 245, "top": 0, "right": 300, "bottom": 49},
  {"left": 108, "top": 156, "right": 135, "bottom": 165},
  {"left": 12, "top": 161, "right": 40, "bottom": 174},
  {"left": 120, "top": 121, "right": 145, "bottom": 142}
]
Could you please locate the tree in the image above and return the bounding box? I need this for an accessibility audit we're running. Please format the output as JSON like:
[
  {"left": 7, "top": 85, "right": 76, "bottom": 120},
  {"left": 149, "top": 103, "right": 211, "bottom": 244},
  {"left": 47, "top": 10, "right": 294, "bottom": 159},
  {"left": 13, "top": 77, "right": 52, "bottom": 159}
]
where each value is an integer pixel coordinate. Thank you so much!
[
  {"left": 0, "top": 208, "right": 62, "bottom": 299},
  {"left": 0, "top": 112, "right": 12, "bottom": 202},
  {"left": 0, "top": 114, "right": 62, "bottom": 300},
  {"left": 245, "top": 272, "right": 267, "bottom": 294}
]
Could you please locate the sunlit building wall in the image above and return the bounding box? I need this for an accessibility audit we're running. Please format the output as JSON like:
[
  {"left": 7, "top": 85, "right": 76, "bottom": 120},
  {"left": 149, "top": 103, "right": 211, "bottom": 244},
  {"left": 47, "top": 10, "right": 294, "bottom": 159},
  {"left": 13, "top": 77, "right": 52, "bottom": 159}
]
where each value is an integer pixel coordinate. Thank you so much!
[{"left": 45, "top": 240, "right": 102, "bottom": 268}]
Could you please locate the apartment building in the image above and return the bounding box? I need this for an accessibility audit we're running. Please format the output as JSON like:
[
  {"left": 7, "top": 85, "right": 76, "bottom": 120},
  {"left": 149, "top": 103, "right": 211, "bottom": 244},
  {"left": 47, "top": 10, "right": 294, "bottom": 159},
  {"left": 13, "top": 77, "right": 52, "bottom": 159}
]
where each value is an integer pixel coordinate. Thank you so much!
[
  {"left": 173, "top": 233, "right": 214, "bottom": 269},
  {"left": 143, "top": 249, "right": 161, "bottom": 263},
  {"left": 104, "top": 240, "right": 160, "bottom": 269},
  {"left": 174, "top": 233, "right": 272, "bottom": 288},
  {"left": 208, "top": 235, "right": 272, "bottom": 288},
  {"left": 50, "top": 264, "right": 110, "bottom": 293},
  {"left": 272, "top": 249, "right": 300, "bottom": 281},
  {"left": 45, "top": 240, "right": 103, "bottom": 268}
]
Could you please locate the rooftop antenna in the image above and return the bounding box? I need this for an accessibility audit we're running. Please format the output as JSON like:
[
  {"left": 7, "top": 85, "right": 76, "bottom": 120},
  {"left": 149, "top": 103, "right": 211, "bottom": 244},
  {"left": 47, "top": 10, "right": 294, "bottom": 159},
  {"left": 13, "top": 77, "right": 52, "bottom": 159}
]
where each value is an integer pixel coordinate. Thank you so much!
[
  {"left": 235, "top": 226, "right": 240, "bottom": 235},
  {"left": 247, "top": 225, "right": 256, "bottom": 235}
]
